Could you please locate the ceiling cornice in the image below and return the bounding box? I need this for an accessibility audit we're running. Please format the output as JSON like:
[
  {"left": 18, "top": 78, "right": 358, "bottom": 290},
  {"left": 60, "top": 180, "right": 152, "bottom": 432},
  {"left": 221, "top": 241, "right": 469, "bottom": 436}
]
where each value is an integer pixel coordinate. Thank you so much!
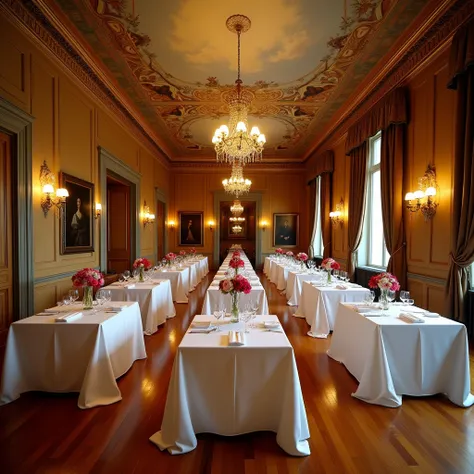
[
  {"left": 0, "top": 0, "right": 172, "bottom": 168},
  {"left": 171, "top": 161, "right": 306, "bottom": 173},
  {"left": 304, "top": 0, "right": 474, "bottom": 161}
]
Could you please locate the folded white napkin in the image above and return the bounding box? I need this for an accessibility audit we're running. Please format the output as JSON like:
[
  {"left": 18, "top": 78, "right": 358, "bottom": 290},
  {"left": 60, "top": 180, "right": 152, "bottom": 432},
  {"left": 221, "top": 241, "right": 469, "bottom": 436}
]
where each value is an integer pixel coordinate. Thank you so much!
[
  {"left": 55, "top": 311, "right": 82, "bottom": 323},
  {"left": 422, "top": 311, "right": 440, "bottom": 318},
  {"left": 346, "top": 304, "right": 375, "bottom": 313},
  {"left": 191, "top": 321, "right": 212, "bottom": 328},
  {"left": 189, "top": 326, "right": 217, "bottom": 334},
  {"left": 228, "top": 331, "right": 245, "bottom": 346},
  {"left": 263, "top": 321, "right": 280, "bottom": 328},
  {"left": 335, "top": 284, "right": 348, "bottom": 290},
  {"left": 399, "top": 312, "right": 425, "bottom": 324},
  {"left": 102, "top": 306, "right": 124, "bottom": 312},
  {"left": 399, "top": 306, "right": 425, "bottom": 313},
  {"left": 125, "top": 284, "right": 136, "bottom": 289}
]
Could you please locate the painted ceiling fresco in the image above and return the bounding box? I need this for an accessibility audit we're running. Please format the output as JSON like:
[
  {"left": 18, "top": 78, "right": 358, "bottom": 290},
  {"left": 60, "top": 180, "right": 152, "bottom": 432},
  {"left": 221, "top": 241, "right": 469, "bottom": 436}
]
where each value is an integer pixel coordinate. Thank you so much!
[{"left": 55, "top": 0, "right": 427, "bottom": 160}]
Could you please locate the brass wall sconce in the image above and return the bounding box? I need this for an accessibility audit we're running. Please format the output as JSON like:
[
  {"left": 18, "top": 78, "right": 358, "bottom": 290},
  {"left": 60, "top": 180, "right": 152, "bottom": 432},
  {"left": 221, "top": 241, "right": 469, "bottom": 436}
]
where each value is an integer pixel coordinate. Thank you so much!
[
  {"left": 95, "top": 203, "right": 102, "bottom": 219},
  {"left": 39, "top": 160, "right": 69, "bottom": 217},
  {"left": 329, "top": 198, "right": 344, "bottom": 226},
  {"left": 260, "top": 219, "right": 268, "bottom": 231},
  {"left": 208, "top": 220, "right": 215, "bottom": 232},
  {"left": 168, "top": 220, "right": 176, "bottom": 231},
  {"left": 142, "top": 201, "right": 155, "bottom": 227},
  {"left": 405, "top": 164, "right": 439, "bottom": 220}
]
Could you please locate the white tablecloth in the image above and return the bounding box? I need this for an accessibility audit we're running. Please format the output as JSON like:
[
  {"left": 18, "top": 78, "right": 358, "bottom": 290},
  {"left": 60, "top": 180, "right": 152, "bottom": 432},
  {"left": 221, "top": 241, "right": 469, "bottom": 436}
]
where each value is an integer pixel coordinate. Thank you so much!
[
  {"left": 105, "top": 280, "right": 175, "bottom": 335},
  {"left": 327, "top": 303, "right": 474, "bottom": 407},
  {"left": 286, "top": 271, "right": 321, "bottom": 306},
  {"left": 294, "top": 281, "right": 369, "bottom": 338},
  {"left": 150, "top": 315, "right": 310, "bottom": 456},
  {"left": 0, "top": 302, "right": 146, "bottom": 409},
  {"left": 153, "top": 267, "right": 190, "bottom": 303}
]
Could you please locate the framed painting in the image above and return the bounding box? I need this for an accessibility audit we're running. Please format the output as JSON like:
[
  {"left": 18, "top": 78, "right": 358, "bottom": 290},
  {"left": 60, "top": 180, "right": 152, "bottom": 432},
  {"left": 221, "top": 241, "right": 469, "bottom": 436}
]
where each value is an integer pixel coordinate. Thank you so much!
[
  {"left": 273, "top": 213, "right": 299, "bottom": 247},
  {"left": 59, "top": 172, "right": 94, "bottom": 254},
  {"left": 178, "top": 211, "right": 204, "bottom": 246}
]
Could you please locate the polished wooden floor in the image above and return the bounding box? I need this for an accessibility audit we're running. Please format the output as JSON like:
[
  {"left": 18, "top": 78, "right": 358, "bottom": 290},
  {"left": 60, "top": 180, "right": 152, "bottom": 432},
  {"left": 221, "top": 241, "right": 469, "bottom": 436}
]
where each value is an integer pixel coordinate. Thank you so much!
[{"left": 1, "top": 272, "right": 473, "bottom": 474}]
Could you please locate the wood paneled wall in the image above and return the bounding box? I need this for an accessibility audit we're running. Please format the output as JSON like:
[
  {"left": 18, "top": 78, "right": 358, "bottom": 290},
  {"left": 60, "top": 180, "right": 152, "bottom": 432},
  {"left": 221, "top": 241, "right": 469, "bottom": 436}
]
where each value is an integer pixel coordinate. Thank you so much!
[
  {"left": 306, "top": 47, "right": 455, "bottom": 315},
  {"left": 0, "top": 16, "right": 169, "bottom": 313}
]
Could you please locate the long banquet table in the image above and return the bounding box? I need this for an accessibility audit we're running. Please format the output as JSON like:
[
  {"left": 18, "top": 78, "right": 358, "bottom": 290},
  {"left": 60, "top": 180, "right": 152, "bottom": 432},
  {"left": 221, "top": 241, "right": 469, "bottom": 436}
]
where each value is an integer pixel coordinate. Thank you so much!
[
  {"left": 149, "top": 315, "right": 310, "bottom": 456},
  {"left": 294, "top": 280, "right": 369, "bottom": 337},
  {"left": 0, "top": 302, "right": 146, "bottom": 409},
  {"left": 327, "top": 303, "right": 474, "bottom": 407},
  {"left": 104, "top": 279, "right": 175, "bottom": 335}
]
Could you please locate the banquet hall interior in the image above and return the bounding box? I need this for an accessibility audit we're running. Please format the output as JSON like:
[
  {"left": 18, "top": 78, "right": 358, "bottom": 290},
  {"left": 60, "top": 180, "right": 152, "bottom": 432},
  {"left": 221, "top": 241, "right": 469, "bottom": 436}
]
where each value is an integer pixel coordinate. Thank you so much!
[{"left": 1, "top": 0, "right": 474, "bottom": 472}]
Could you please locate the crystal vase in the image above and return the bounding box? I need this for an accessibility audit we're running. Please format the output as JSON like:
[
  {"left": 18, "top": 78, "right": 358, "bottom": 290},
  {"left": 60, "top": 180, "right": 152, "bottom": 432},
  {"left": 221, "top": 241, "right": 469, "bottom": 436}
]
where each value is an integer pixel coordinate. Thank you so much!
[
  {"left": 83, "top": 286, "right": 93, "bottom": 310},
  {"left": 139, "top": 267, "right": 145, "bottom": 282},
  {"left": 327, "top": 269, "right": 332, "bottom": 284},
  {"left": 380, "top": 289, "right": 389, "bottom": 310},
  {"left": 230, "top": 292, "right": 240, "bottom": 323}
]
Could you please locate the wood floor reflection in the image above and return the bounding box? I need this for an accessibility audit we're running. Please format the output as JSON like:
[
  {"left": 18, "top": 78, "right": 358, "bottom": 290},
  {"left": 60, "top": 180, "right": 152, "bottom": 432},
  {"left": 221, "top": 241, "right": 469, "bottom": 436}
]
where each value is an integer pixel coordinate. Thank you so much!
[{"left": 1, "top": 272, "right": 473, "bottom": 474}]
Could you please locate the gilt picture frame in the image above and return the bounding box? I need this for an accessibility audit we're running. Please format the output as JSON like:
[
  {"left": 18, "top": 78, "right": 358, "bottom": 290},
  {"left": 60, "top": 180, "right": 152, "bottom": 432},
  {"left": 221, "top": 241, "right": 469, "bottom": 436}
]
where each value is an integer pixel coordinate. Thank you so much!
[
  {"left": 273, "top": 213, "right": 299, "bottom": 247},
  {"left": 178, "top": 211, "right": 204, "bottom": 246}
]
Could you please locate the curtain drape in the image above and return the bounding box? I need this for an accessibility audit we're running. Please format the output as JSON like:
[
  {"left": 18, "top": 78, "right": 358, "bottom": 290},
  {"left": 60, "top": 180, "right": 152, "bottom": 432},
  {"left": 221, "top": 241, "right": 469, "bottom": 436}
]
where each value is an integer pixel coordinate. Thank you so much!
[
  {"left": 381, "top": 124, "right": 407, "bottom": 289},
  {"left": 445, "top": 20, "right": 474, "bottom": 322},
  {"left": 347, "top": 142, "right": 368, "bottom": 277},
  {"left": 320, "top": 173, "right": 332, "bottom": 259},
  {"left": 308, "top": 178, "right": 317, "bottom": 257}
]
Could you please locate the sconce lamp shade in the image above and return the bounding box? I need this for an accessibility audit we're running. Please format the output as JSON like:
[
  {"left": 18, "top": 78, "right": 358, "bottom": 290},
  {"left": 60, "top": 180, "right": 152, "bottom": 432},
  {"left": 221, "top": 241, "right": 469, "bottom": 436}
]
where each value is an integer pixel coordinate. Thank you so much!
[
  {"left": 425, "top": 187, "right": 436, "bottom": 197},
  {"left": 404, "top": 192, "right": 415, "bottom": 201},
  {"left": 42, "top": 184, "right": 54, "bottom": 194},
  {"left": 55, "top": 188, "right": 69, "bottom": 198},
  {"left": 413, "top": 190, "right": 425, "bottom": 199}
]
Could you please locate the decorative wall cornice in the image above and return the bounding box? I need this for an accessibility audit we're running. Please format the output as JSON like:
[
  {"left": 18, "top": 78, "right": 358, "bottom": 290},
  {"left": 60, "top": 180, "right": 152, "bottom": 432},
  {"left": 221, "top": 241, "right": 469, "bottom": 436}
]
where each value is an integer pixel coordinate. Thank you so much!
[
  {"left": 305, "top": 0, "right": 474, "bottom": 161},
  {"left": 0, "top": 0, "right": 171, "bottom": 168},
  {"left": 171, "top": 161, "right": 306, "bottom": 172}
]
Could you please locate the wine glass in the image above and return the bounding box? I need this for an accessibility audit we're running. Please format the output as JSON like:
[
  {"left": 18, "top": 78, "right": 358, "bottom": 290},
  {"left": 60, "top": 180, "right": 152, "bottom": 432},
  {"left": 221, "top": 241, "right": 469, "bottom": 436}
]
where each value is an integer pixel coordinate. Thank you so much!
[
  {"left": 62, "top": 294, "right": 72, "bottom": 306},
  {"left": 407, "top": 298, "right": 415, "bottom": 306},
  {"left": 102, "top": 289, "right": 112, "bottom": 304},
  {"left": 123, "top": 270, "right": 130, "bottom": 282},
  {"left": 387, "top": 290, "right": 396, "bottom": 305},
  {"left": 96, "top": 290, "right": 105, "bottom": 307},
  {"left": 240, "top": 309, "right": 252, "bottom": 333},
  {"left": 400, "top": 290, "right": 410, "bottom": 304},
  {"left": 69, "top": 289, "right": 79, "bottom": 303},
  {"left": 333, "top": 269, "right": 340, "bottom": 280}
]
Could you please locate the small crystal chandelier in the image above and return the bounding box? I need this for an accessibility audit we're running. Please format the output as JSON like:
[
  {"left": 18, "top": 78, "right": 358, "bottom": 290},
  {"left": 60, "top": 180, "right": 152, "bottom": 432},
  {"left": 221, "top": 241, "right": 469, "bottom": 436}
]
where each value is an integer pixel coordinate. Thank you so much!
[
  {"left": 222, "top": 163, "right": 251, "bottom": 198},
  {"left": 229, "top": 216, "right": 245, "bottom": 222},
  {"left": 230, "top": 200, "right": 244, "bottom": 216},
  {"left": 232, "top": 224, "right": 243, "bottom": 234},
  {"left": 212, "top": 15, "right": 266, "bottom": 164}
]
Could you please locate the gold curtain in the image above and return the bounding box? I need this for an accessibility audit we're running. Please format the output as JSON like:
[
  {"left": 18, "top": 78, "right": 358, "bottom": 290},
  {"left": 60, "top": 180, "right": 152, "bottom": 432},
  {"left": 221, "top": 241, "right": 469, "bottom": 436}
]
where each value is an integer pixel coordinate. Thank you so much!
[
  {"left": 347, "top": 142, "right": 368, "bottom": 277},
  {"left": 446, "top": 20, "right": 474, "bottom": 322}
]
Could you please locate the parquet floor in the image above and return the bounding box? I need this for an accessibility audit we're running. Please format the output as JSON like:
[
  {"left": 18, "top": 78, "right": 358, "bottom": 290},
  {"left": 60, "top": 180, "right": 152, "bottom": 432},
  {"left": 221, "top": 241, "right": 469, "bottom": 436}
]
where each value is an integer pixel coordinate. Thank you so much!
[{"left": 0, "top": 272, "right": 473, "bottom": 474}]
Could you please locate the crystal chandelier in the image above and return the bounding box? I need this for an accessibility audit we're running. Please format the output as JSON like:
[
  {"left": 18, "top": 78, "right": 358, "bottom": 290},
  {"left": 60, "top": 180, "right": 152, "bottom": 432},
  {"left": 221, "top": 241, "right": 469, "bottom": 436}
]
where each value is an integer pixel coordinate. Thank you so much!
[
  {"left": 212, "top": 15, "right": 266, "bottom": 164},
  {"left": 232, "top": 224, "right": 243, "bottom": 234},
  {"left": 230, "top": 200, "right": 244, "bottom": 216},
  {"left": 229, "top": 216, "right": 245, "bottom": 222},
  {"left": 222, "top": 163, "right": 251, "bottom": 198}
]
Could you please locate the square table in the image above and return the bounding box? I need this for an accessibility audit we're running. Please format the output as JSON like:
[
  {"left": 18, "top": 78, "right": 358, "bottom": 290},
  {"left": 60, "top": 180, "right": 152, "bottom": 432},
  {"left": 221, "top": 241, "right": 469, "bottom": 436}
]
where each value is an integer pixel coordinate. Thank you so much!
[
  {"left": 327, "top": 303, "right": 474, "bottom": 407},
  {"left": 286, "top": 271, "right": 320, "bottom": 306},
  {"left": 149, "top": 315, "right": 310, "bottom": 456},
  {"left": 153, "top": 267, "right": 191, "bottom": 303},
  {"left": 0, "top": 302, "right": 146, "bottom": 409},
  {"left": 105, "top": 280, "right": 175, "bottom": 335},
  {"left": 294, "top": 281, "right": 370, "bottom": 338}
]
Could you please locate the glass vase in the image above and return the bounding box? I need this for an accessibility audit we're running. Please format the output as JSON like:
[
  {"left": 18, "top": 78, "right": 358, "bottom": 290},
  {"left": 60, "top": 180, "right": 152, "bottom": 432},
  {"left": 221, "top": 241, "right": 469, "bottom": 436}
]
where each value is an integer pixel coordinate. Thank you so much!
[
  {"left": 139, "top": 267, "right": 145, "bottom": 282},
  {"left": 83, "top": 286, "right": 93, "bottom": 310},
  {"left": 230, "top": 292, "right": 240, "bottom": 323},
  {"left": 301, "top": 262, "right": 305, "bottom": 271},
  {"left": 327, "top": 269, "right": 332, "bottom": 284},
  {"left": 380, "top": 289, "right": 389, "bottom": 310}
]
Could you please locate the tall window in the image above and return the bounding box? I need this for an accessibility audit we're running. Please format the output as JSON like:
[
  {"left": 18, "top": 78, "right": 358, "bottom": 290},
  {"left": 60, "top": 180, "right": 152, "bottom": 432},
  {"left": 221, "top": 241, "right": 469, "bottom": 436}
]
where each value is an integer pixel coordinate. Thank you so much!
[
  {"left": 360, "top": 132, "right": 390, "bottom": 268},
  {"left": 309, "top": 176, "right": 324, "bottom": 257}
]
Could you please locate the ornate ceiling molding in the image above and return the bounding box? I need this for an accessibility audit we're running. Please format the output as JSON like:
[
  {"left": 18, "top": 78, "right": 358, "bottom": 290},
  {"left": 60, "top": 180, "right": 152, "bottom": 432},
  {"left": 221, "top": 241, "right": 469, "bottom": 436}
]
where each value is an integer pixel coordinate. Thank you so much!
[
  {"left": 171, "top": 161, "right": 306, "bottom": 172},
  {"left": 304, "top": 0, "right": 474, "bottom": 161},
  {"left": 0, "top": 0, "right": 171, "bottom": 167}
]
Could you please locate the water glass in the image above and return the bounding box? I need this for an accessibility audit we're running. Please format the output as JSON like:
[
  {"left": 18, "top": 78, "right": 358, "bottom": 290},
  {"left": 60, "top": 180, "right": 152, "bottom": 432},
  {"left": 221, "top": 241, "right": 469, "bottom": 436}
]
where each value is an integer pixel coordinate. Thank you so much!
[
  {"left": 407, "top": 298, "right": 415, "bottom": 306},
  {"left": 400, "top": 290, "right": 410, "bottom": 304},
  {"left": 69, "top": 289, "right": 79, "bottom": 302},
  {"left": 123, "top": 270, "right": 130, "bottom": 282},
  {"left": 387, "top": 290, "right": 396, "bottom": 303},
  {"left": 62, "top": 294, "right": 72, "bottom": 306}
]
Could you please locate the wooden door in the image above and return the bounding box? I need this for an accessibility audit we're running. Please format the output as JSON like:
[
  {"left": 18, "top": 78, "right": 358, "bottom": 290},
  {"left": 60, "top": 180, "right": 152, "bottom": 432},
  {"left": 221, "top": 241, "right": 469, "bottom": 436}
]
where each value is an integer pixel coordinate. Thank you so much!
[
  {"left": 0, "top": 132, "right": 13, "bottom": 345},
  {"left": 156, "top": 200, "right": 165, "bottom": 259},
  {"left": 107, "top": 181, "right": 131, "bottom": 274}
]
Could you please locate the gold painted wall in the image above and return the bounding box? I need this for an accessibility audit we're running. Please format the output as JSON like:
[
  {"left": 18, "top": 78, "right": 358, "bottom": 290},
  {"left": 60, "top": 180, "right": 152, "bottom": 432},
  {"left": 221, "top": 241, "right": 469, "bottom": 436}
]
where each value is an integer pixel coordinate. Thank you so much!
[
  {"left": 306, "top": 48, "right": 454, "bottom": 315},
  {"left": 0, "top": 16, "right": 170, "bottom": 312}
]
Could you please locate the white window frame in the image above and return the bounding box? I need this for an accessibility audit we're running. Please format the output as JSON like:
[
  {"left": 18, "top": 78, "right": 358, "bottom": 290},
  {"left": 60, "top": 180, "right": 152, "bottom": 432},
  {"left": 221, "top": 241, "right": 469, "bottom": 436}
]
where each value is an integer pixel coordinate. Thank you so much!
[{"left": 360, "top": 132, "right": 389, "bottom": 269}]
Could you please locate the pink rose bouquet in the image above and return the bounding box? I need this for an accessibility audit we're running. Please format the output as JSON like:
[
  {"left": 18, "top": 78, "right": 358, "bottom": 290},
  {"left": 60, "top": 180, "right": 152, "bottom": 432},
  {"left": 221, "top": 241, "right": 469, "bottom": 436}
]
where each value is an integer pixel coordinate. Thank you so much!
[
  {"left": 179, "top": 250, "right": 187, "bottom": 256},
  {"left": 219, "top": 278, "right": 234, "bottom": 293},
  {"left": 275, "top": 248, "right": 284, "bottom": 254},
  {"left": 189, "top": 247, "right": 196, "bottom": 254},
  {"left": 218, "top": 274, "right": 251, "bottom": 295},
  {"left": 369, "top": 272, "right": 400, "bottom": 291},
  {"left": 164, "top": 252, "right": 176, "bottom": 262},
  {"left": 286, "top": 251, "right": 294, "bottom": 257},
  {"left": 229, "top": 257, "right": 245, "bottom": 270},
  {"left": 72, "top": 268, "right": 104, "bottom": 288},
  {"left": 296, "top": 252, "right": 308, "bottom": 262},
  {"left": 232, "top": 250, "right": 241, "bottom": 257},
  {"left": 321, "top": 258, "right": 340, "bottom": 271},
  {"left": 133, "top": 257, "right": 152, "bottom": 270}
]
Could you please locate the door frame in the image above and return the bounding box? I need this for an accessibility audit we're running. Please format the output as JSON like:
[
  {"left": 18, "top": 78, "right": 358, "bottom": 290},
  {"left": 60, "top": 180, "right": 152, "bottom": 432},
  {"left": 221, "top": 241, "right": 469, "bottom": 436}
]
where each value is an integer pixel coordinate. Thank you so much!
[
  {"left": 155, "top": 187, "right": 167, "bottom": 258},
  {"left": 213, "top": 190, "right": 263, "bottom": 269},
  {"left": 98, "top": 147, "right": 141, "bottom": 273},
  {"left": 0, "top": 97, "right": 34, "bottom": 319}
]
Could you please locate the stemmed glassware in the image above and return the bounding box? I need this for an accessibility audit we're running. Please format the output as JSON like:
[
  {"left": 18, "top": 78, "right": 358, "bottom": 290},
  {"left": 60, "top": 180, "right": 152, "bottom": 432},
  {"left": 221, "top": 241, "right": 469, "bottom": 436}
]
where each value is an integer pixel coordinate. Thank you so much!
[
  {"left": 240, "top": 309, "right": 252, "bottom": 333},
  {"left": 68, "top": 289, "right": 79, "bottom": 304},
  {"left": 213, "top": 304, "right": 226, "bottom": 330},
  {"left": 123, "top": 270, "right": 131, "bottom": 282},
  {"left": 387, "top": 290, "right": 396, "bottom": 306},
  {"left": 364, "top": 290, "right": 376, "bottom": 305},
  {"left": 400, "top": 290, "right": 410, "bottom": 304}
]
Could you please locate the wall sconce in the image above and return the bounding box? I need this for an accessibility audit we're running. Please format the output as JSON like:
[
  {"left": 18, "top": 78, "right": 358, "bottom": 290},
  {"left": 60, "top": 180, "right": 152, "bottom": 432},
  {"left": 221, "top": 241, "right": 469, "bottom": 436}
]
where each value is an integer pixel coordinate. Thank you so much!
[
  {"left": 208, "top": 220, "right": 215, "bottom": 232},
  {"left": 405, "top": 164, "right": 439, "bottom": 220},
  {"left": 168, "top": 220, "right": 176, "bottom": 231},
  {"left": 142, "top": 201, "right": 155, "bottom": 227},
  {"left": 260, "top": 219, "right": 268, "bottom": 231},
  {"left": 95, "top": 203, "right": 102, "bottom": 219},
  {"left": 329, "top": 198, "right": 344, "bottom": 226},
  {"left": 39, "top": 160, "right": 69, "bottom": 217}
]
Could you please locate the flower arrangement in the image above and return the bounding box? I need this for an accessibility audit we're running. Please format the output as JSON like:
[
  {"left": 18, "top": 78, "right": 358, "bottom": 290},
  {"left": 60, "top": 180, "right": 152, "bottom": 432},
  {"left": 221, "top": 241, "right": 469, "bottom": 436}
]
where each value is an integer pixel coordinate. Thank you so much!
[
  {"left": 179, "top": 250, "right": 187, "bottom": 256},
  {"left": 286, "top": 251, "right": 294, "bottom": 257},
  {"left": 229, "top": 257, "right": 245, "bottom": 270},
  {"left": 219, "top": 274, "right": 252, "bottom": 322},
  {"left": 164, "top": 252, "right": 177, "bottom": 262},
  {"left": 232, "top": 250, "right": 241, "bottom": 257},
  {"left": 296, "top": 252, "right": 308, "bottom": 262},
  {"left": 321, "top": 258, "right": 340, "bottom": 271},
  {"left": 369, "top": 272, "right": 400, "bottom": 291},
  {"left": 72, "top": 268, "right": 104, "bottom": 288},
  {"left": 133, "top": 257, "right": 152, "bottom": 270},
  {"left": 275, "top": 248, "right": 284, "bottom": 254},
  {"left": 189, "top": 247, "right": 196, "bottom": 254}
]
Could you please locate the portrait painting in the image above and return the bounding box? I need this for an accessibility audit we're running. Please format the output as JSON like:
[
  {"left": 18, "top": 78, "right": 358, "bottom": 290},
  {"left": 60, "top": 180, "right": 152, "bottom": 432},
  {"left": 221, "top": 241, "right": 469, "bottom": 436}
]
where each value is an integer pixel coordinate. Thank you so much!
[
  {"left": 178, "top": 211, "right": 203, "bottom": 246},
  {"left": 273, "top": 213, "right": 299, "bottom": 247},
  {"left": 60, "top": 172, "right": 94, "bottom": 254}
]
